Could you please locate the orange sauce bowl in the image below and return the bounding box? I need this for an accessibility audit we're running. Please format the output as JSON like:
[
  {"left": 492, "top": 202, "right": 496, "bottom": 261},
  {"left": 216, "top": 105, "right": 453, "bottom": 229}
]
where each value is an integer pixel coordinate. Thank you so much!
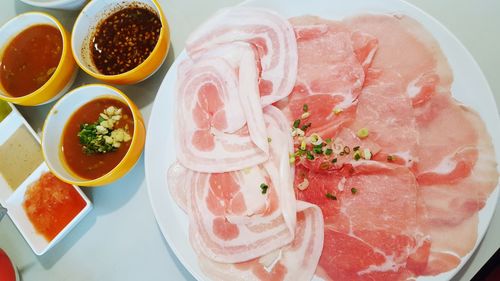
[
  {"left": 41, "top": 84, "right": 145, "bottom": 186},
  {"left": 0, "top": 12, "right": 77, "bottom": 106},
  {"left": 71, "top": 0, "right": 170, "bottom": 85}
]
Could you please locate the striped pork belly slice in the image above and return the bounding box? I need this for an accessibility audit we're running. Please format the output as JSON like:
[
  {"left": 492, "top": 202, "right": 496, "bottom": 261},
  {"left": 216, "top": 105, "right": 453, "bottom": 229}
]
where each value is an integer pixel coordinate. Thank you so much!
[
  {"left": 194, "top": 201, "right": 323, "bottom": 281},
  {"left": 344, "top": 13, "right": 453, "bottom": 104},
  {"left": 175, "top": 43, "right": 270, "bottom": 173},
  {"left": 295, "top": 162, "right": 429, "bottom": 280},
  {"left": 186, "top": 7, "right": 297, "bottom": 105},
  {"left": 184, "top": 106, "right": 299, "bottom": 263},
  {"left": 414, "top": 94, "right": 498, "bottom": 275},
  {"left": 281, "top": 16, "right": 377, "bottom": 137}
]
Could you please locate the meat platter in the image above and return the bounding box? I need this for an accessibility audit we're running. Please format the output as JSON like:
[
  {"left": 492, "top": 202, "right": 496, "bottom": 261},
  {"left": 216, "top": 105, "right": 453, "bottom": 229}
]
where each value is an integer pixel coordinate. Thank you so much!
[{"left": 145, "top": 0, "right": 500, "bottom": 280}]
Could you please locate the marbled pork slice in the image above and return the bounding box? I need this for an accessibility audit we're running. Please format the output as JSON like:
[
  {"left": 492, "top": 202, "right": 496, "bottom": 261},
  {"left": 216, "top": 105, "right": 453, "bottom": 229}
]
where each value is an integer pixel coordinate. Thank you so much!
[
  {"left": 194, "top": 201, "right": 323, "bottom": 281},
  {"left": 186, "top": 7, "right": 298, "bottom": 105}
]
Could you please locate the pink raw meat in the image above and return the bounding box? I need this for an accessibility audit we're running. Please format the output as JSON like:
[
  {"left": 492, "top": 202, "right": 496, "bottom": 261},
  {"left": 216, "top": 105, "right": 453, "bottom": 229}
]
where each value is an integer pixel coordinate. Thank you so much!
[
  {"left": 195, "top": 201, "right": 323, "bottom": 281},
  {"left": 181, "top": 107, "right": 299, "bottom": 263},
  {"left": 345, "top": 14, "right": 453, "bottom": 101},
  {"left": 295, "top": 162, "right": 429, "bottom": 281},
  {"left": 351, "top": 69, "right": 419, "bottom": 168},
  {"left": 281, "top": 16, "right": 378, "bottom": 137},
  {"left": 186, "top": 7, "right": 297, "bottom": 105},
  {"left": 414, "top": 94, "right": 498, "bottom": 275},
  {"left": 175, "top": 44, "right": 270, "bottom": 173}
]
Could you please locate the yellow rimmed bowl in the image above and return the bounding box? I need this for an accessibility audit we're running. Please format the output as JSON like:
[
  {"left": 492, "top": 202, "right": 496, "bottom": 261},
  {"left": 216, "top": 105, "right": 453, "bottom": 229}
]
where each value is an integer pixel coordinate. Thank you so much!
[
  {"left": 41, "top": 84, "right": 146, "bottom": 186},
  {"left": 0, "top": 12, "right": 77, "bottom": 106},
  {"left": 71, "top": 0, "right": 170, "bottom": 85}
]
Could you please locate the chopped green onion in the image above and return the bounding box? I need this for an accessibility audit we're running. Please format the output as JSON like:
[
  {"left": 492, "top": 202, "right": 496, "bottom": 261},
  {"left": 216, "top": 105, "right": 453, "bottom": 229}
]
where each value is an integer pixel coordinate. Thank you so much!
[
  {"left": 301, "top": 112, "right": 311, "bottom": 119},
  {"left": 357, "top": 128, "right": 369, "bottom": 139},
  {"left": 301, "top": 123, "right": 312, "bottom": 131},
  {"left": 333, "top": 108, "right": 343, "bottom": 115},
  {"left": 306, "top": 151, "right": 315, "bottom": 160},
  {"left": 363, "top": 149, "right": 372, "bottom": 160},
  {"left": 353, "top": 146, "right": 360, "bottom": 151},
  {"left": 293, "top": 119, "right": 301, "bottom": 128},
  {"left": 303, "top": 104, "right": 309, "bottom": 112},
  {"left": 351, "top": 188, "right": 358, "bottom": 194},
  {"left": 289, "top": 154, "right": 296, "bottom": 164},
  {"left": 387, "top": 155, "right": 395, "bottom": 161},
  {"left": 325, "top": 138, "right": 332, "bottom": 144},
  {"left": 325, "top": 148, "right": 333, "bottom": 155},
  {"left": 353, "top": 151, "right": 361, "bottom": 161},
  {"left": 325, "top": 193, "right": 337, "bottom": 200},
  {"left": 267, "top": 137, "right": 272, "bottom": 143},
  {"left": 331, "top": 158, "right": 338, "bottom": 163},
  {"left": 260, "top": 183, "right": 269, "bottom": 194},
  {"left": 313, "top": 146, "right": 323, "bottom": 154},
  {"left": 300, "top": 140, "right": 307, "bottom": 150}
]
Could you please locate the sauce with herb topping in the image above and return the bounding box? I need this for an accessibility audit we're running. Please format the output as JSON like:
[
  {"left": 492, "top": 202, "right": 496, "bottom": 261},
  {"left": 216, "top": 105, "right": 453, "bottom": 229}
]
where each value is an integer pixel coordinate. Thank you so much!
[
  {"left": 90, "top": 6, "right": 161, "bottom": 75},
  {"left": 23, "top": 172, "right": 86, "bottom": 241},
  {"left": 0, "top": 25, "right": 62, "bottom": 97},
  {"left": 61, "top": 98, "right": 134, "bottom": 180}
]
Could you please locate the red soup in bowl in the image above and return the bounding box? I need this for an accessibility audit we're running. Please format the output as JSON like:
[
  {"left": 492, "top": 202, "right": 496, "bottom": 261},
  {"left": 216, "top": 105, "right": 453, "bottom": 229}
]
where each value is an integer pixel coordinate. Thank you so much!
[{"left": 61, "top": 97, "right": 134, "bottom": 180}]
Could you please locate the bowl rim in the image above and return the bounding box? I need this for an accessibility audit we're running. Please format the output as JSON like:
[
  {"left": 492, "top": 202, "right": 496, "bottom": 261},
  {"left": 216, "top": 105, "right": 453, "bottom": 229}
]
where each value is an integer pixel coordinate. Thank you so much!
[
  {"left": 71, "top": 0, "right": 169, "bottom": 80},
  {"left": 0, "top": 12, "right": 70, "bottom": 103},
  {"left": 41, "top": 83, "right": 143, "bottom": 186},
  {"left": 19, "top": 0, "right": 85, "bottom": 8}
]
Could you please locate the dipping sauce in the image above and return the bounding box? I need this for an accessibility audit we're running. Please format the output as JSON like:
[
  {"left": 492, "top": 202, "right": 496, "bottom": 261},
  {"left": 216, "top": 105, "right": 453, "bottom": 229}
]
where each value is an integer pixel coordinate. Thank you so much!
[
  {"left": 61, "top": 98, "right": 134, "bottom": 180},
  {"left": 90, "top": 6, "right": 161, "bottom": 75},
  {"left": 0, "top": 125, "right": 44, "bottom": 190},
  {"left": 23, "top": 172, "right": 86, "bottom": 242},
  {"left": 0, "top": 25, "right": 62, "bottom": 97}
]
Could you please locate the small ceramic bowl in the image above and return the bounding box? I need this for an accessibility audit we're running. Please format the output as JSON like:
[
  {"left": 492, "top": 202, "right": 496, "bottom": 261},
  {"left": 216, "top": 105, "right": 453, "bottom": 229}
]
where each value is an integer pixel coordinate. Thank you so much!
[
  {"left": 42, "top": 84, "right": 146, "bottom": 186},
  {"left": 18, "top": 0, "right": 89, "bottom": 10},
  {"left": 71, "top": 0, "right": 170, "bottom": 85},
  {"left": 0, "top": 12, "right": 77, "bottom": 106}
]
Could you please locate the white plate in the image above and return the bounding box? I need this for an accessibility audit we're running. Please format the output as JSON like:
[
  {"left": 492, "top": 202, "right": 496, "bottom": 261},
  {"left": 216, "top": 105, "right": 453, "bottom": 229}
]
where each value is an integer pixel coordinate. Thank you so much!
[{"left": 145, "top": 0, "right": 500, "bottom": 280}]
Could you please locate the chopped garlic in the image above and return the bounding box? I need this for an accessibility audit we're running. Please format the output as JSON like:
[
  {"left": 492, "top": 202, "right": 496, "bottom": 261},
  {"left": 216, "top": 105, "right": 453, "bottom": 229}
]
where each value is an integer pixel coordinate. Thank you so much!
[
  {"left": 103, "top": 135, "right": 113, "bottom": 144},
  {"left": 297, "top": 178, "right": 309, "bottom": 190},
  {"left": 96, "top": 125, "right": 108, "bottom": 134},
  {"left": 333, "top": 108, "right": 343, "bottom": 114}
]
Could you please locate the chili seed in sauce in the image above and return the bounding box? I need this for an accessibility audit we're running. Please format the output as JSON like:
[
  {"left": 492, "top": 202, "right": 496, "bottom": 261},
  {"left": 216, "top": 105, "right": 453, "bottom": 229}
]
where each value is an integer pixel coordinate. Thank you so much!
[{"left": 91, "top": 6, "right": 161, "bottom": 75}]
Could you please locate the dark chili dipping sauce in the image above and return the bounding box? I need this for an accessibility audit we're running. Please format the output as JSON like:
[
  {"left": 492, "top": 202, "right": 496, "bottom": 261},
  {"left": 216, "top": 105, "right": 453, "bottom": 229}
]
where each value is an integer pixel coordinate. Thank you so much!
[{"left": 91, "top": 6, "right": 161, "bottom": 75}]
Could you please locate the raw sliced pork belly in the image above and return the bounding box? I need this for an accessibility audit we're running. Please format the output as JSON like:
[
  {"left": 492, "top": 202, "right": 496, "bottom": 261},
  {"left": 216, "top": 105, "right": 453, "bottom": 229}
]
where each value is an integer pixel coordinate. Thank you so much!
[
  {"left": 345, "top": 14, "right": 453, "bottom": 101},
  {"left": 295, "top": 162, "right": 429, "bottom": 280},
  {"left": 185, "top": 107, "right": 299, "bottom": 263},
  {"left": 175, "top": 44, "right": 270, "bottom": 173},
  {"left": 186, "top": 7, "right": 298, "bottom": 105},
  {"left": 282, "top": 16, "right": 378, "bottom": 137},
  {"left": 414, "top": 93, "right": 498, "bottom": 275},
  {"left": 195, "top": 201, "right": 323, "bottom": 281}
]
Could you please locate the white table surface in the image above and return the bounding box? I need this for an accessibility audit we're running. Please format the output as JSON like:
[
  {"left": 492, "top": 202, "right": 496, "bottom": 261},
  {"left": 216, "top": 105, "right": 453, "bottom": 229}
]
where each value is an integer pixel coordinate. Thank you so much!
[{"left": 0, "top": 0, "right": 498, "bottom": 280}]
